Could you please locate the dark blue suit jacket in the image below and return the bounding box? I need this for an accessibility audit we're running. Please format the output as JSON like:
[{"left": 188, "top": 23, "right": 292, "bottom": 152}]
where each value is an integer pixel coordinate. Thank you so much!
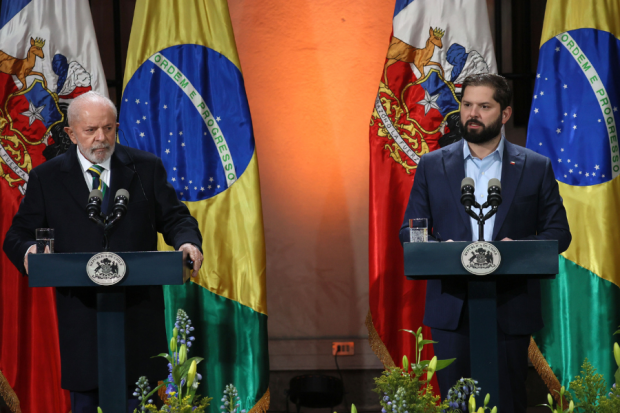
[{"left": 399, "top": 139, "right": 571, "bottom": 335}]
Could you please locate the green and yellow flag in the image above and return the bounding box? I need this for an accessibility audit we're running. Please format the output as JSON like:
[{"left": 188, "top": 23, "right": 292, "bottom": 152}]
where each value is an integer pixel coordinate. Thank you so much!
[
  {"left": 120, "top": 1, "right": 269, "bottom": 410},
  {"left": 526, "top": 0, "right": 620, "bottom": 391}
]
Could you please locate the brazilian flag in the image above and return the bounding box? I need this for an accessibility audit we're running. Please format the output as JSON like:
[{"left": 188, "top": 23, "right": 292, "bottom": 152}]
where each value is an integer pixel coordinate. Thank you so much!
[
  {"left": 527, "top": 0, "right": 620, "bottom": 391},
  {"left": 119, "top": 1, "right": 269, "bottom": 411}
]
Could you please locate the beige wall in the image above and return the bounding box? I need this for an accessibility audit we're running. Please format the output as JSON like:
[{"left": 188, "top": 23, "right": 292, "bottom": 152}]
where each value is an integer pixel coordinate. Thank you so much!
[{"left": 229, "top": 0, "right": 394, "bottom": 344}]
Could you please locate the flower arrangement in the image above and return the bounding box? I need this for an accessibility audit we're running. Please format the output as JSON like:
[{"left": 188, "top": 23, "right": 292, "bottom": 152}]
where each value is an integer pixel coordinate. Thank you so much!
[
  {"left": 373, "top": 328, "right": 498, "bottom": 413},
  {"left": 373, "top": 328, "right": 454, "bottom": 413},
  {"left": 134, "top": 309, "right": 213, "bottom": 412},
  {"left": 95, "top": 308, "right": 254, "bottom": 413}
]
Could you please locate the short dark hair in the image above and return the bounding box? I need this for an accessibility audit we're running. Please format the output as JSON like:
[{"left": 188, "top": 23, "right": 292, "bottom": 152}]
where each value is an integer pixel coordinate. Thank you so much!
[{"left": 461, "top": 73, "right": 512, "bottom": 110}]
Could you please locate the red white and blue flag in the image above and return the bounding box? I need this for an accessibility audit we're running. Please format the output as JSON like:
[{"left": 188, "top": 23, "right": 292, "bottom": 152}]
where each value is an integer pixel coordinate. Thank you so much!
[
  {"left": 368, "top": 0, "right": 496, "bottom": 394},
  {"left": 0, "top": 1, "right": 107, "bottom": 411}
]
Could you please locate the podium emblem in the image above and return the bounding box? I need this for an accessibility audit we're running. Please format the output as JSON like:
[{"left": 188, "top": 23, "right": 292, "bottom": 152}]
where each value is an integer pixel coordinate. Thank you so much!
[
  {"left": 461, "top": 242, "right": 501, "bottom": 275},
  {"left": 86, "top": 252, "right": 127, "bottom": 286}
]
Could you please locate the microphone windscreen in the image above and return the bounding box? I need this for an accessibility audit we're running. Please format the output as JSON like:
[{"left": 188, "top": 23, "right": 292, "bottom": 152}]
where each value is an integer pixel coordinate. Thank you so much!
[
  {"left": 89, "top": 189, "right": 103, "bottom": 201},
  {"left": 488, "top": 178, "right": 501, "bottom": 190},
  {"left": 115, "top": 188, "right": 130, "bottom": 201},
  {"left": 461, "top": 177, "right": 475, "bottom": 190}
]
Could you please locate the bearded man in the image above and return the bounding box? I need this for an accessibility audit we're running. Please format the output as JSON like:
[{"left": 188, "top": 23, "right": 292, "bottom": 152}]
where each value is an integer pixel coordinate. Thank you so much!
[
  {"left": 3, "top": 91, "right": 203, "bottom": 413},
  {"left": 399, "top": 74, "right": 571, "bottom": 413}
]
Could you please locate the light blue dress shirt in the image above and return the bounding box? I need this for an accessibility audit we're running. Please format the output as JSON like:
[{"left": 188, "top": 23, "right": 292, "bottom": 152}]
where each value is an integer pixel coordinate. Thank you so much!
[{"left": 463, "top": 136, "right": 505, "bottom": 241}]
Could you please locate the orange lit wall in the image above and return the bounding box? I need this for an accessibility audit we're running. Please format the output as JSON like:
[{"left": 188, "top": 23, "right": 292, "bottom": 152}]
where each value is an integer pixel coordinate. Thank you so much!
[{"left": 229, "top": 1, "right": 394, "bottom": 342}]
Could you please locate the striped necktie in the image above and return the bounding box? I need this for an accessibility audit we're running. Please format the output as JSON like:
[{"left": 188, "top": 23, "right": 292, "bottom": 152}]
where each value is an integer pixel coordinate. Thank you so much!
[{"left": 87, "top": 164, "right": 108, "bottom": 197}]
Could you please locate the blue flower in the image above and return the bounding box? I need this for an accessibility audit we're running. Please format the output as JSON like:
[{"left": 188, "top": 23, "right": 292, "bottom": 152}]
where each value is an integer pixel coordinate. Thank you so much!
[{"left": 461, "top": 402, "right": 467, "bottom": 411}]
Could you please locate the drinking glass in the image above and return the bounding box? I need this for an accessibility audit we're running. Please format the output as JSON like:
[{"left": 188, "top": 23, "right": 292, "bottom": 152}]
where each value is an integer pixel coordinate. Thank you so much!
[
  {"left": 409, "top": 219, "right": 428, "bottom": 243},
  {"left": 36, "top": 228, "right": 54, "bottom": 253}
]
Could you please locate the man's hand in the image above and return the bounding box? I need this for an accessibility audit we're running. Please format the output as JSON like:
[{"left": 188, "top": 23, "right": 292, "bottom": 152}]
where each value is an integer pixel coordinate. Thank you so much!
[
  {"left": 501, "top": 237, "right": 513, "bottom": 241},
  {"left": 179, "top": 243, "right": 203, "bottom": 279},
  {"left": 24, "top": 244, "right": 50, "bottom": 274}
]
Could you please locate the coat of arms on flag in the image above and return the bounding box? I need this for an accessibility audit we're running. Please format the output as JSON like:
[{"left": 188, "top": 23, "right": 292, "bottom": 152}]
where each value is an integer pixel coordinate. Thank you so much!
[
  {"left": 371, "top": 0, "right": 496, "bottom": 174},
  {"left": 0, "top": 35, "right": 98, "bottom": 195}
]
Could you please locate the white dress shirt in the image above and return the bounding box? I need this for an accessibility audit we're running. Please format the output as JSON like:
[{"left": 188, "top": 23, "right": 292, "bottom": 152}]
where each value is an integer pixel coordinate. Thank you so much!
[
  {"left": 463, "top": 136, "right": 505, "bottom": 241},
  {"left": 76, "top": 145, "right": 111, "bottom": 190}
]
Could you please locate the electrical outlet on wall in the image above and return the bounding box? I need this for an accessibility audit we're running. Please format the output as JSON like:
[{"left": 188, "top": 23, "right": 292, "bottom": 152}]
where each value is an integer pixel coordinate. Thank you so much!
[{"left": 332, "top": 341, "right": 355, "bottom": 356}]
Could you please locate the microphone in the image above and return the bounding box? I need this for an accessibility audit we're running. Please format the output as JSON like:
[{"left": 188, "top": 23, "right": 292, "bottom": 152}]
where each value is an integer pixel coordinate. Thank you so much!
[
  {"left": 460, "top": 177, "right": 476, "bottom": 209},
  {"left": 86, "top": 189, "right": 103, "bottom": 219},
  {"left": 487, "top": 178, "right": 502, "bottom": 208},
  {"left": 112, "top": 189, "right": 130, "bottom": 218}
]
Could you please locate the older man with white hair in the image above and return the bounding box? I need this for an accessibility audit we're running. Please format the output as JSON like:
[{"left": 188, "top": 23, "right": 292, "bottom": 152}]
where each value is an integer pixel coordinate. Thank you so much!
[{"left": 4, "top": 91, "right": 203, "bottom": 413}]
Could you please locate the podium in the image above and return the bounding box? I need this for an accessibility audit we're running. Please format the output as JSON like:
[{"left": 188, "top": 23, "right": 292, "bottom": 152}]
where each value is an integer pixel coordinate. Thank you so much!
[
  {"left": 29, "top": 251, "right": 189, "bottom": 413},
  {"left": 404, "top": 240, "right": 558, "bottom": 406}
]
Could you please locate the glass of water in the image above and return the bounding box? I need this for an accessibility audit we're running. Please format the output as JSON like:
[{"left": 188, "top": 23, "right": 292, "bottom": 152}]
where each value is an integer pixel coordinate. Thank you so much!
[
  {"left": 409, "top": 218, "right": 428, "bottom": 242},
  {"left": 36, "top": 228, "right": 54, "bottom": 253}
]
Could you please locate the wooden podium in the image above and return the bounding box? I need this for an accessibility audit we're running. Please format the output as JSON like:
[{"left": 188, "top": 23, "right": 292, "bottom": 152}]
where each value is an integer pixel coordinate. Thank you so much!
[
  {"left": 29, "top": 251, "right": 189, "bottom": 413},
  {"left": 404, "top": 240, "right": 558, "bottom": 406}
]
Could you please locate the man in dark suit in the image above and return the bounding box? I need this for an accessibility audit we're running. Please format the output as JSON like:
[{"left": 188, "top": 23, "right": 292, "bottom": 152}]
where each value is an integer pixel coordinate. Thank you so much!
[
  {"left": 3, "top": 91, "right": 204, "bottom": 413},
  {"left": 399, "top": 74, "right": 571, "bottom": 413}
]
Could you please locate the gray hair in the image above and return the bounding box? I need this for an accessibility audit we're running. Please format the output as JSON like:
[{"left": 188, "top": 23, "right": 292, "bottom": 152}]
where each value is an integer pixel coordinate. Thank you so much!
[{"left": 66, "top": 91, "right": 118, "bottom": 125}]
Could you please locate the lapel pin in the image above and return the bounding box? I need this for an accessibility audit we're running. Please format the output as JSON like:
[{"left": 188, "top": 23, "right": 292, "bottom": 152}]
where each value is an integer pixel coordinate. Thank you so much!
[{"left": 510, "top": 161, "right": 516, "bottom": 165}]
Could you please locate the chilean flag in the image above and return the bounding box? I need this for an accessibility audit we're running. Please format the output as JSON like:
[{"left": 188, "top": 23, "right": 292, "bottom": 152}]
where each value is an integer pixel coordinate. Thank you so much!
[
  {"left": 368, "top": 0, "right": 496, "bottom": 395},
  {"left": 0, "top": 1, "right": 107, "bottom": 412}
]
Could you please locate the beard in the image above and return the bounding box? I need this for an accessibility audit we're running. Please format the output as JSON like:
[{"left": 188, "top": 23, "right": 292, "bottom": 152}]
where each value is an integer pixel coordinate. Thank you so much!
[
  {"left": 79, "top": 141, "right": 115, "bottom": 164},
  {"left": 460, "top": 113, "right": 503, "bottom": 144}
]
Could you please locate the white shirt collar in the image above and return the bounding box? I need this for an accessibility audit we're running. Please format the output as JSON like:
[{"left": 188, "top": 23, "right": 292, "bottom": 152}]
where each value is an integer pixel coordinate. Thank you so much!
[
  {"left": 463, "top": 135, "right": 505, "bottom": 162},
  {"left": 76, "top": 145, "right": 112, "bottom": 172}
]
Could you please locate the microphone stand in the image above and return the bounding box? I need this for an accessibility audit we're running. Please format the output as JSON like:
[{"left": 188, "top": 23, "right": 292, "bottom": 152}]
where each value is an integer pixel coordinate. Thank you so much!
[
  {"left": 464, "top": 202, "right": 500, "bottom": 241},
  {"left": 88, "top": 210, "right": 126, "bottom": 252}
]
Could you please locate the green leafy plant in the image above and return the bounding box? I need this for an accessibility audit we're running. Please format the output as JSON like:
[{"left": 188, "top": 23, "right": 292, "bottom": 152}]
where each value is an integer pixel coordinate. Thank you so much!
[
  {"left": 538, "top": 385, "right": 575, "bottom": 413},
  {"left": 464, "top": 393, "right": 497, "bottom": 413},
  {"left": 538, "top": 350, "right": 620, "bottom": 413},
  {"left": 570, "top": 359, "right": 606, "bottom": 413},
  {"left": 373, "top": 328, "right": 454, "bottom": 413},
  {"left": 400, "top": 327, "right": 456, "bottom": 377}
]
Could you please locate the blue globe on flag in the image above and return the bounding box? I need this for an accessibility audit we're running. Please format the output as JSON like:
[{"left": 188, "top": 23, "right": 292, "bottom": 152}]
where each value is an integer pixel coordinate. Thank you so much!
[{"left": 120, "top": 44, "right": 256, "bottom": 201}]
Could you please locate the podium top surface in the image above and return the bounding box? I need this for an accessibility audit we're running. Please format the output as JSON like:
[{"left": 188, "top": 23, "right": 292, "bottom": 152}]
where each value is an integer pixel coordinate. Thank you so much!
[
  {"left": 404, "top": 240, "right": 559, "bottom": 280},
  {"left": 29, "top": 251, "right": 186, "bottom": 287}
]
